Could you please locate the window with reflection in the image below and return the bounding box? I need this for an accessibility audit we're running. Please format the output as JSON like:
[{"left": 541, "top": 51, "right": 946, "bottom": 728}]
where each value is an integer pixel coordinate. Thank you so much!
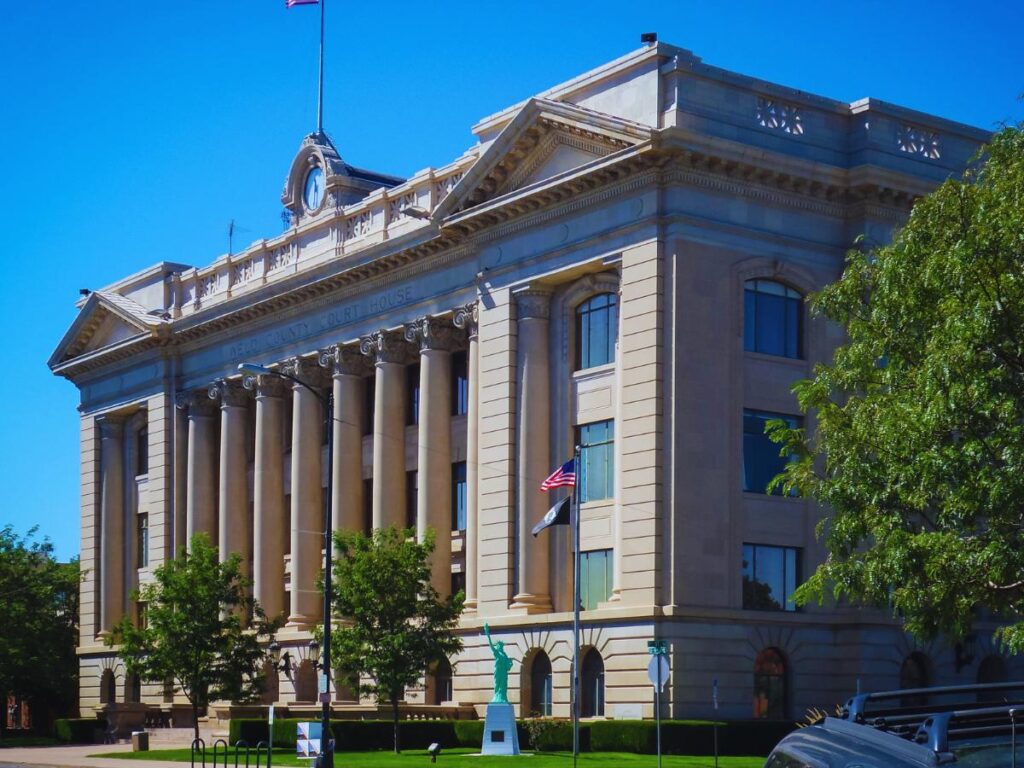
[
  {"left": 743, "top": 544, "right": 799, "bottom": 611},
  {"left": 529, "top": 651, "right": 553, "bottom": 716},
  {"left": 581, "top": 649, "right": 606, "bottom": 717},
  {"left": 406, "top": 364, "right": 421, "bottom": 426},
  {"left": 580, "top": 549, "right": 613, "bottom": 610},
  {"left": 579, "top": 420, "right": 614, "bottom": 502},
  {"left": 451, "top": 351, "right": 469, "bottom": 416},
  {"left": 136, "top": 426, "right": 148, "bottom": 475},
  {"left": 744, "top": 279, "right": 803, "bottom": 359},
  {"left": 452, "top": 462, "right": 467, "bottom": 531},
  {"left": 575, "top": 292, "right": 619, "bottom": 370},
  {"left": 753, "top": 648, "right": 787, "bottom": 719},
  {"left": 137, "top": 514, "right": 149, "bottom": 568},
  {"left": 743, "top": 409, "right": 800, "bottom": 495}
]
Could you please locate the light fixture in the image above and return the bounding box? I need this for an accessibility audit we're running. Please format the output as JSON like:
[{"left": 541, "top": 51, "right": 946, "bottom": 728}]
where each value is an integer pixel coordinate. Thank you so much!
[
  {"left": 269, "top": 642, "right": 294, "bottom": 677},
  {"left": 400, "top": 205, "right": 431, "bottom": 220},
  {"left": 427, "top": 743, "right": 441, "bottom": 763}
]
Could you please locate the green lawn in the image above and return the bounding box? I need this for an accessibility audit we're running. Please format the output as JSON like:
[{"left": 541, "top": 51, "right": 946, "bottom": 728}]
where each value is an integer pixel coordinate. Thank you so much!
[{"left": 91, "top": 747, "right": 763, "bottom": 767}]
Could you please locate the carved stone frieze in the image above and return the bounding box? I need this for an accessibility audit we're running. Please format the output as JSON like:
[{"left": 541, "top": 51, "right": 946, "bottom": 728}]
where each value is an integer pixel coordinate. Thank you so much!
[
  {"left": 359, "top": 329, "right": 415, "bottom": 365},
  {"left": 514, "top": 288, "right": 553, "bottom": 320},
  {"left": 452, "top": 302, "right": 479, "bottom": 340},
  {"left": 404, "top": 317, "right": 459, "bottom": 353}
]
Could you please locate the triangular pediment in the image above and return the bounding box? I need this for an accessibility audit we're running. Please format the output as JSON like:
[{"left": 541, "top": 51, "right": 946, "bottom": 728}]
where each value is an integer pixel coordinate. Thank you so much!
[
  {"left": 48, "top": 291, "right": 167, "bottom": 370},
  {"left": 434, "top": 98, "right": 652, "bottom": 219}
]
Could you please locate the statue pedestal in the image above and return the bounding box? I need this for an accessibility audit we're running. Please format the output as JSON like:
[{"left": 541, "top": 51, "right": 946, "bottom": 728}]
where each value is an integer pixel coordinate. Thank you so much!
[{"left": 481, "top": 702, "right": 520, "bottom": 755}]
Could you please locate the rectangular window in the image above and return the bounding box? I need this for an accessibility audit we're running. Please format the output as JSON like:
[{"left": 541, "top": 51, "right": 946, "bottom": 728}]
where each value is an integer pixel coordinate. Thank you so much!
[
  {"left": 136, "top": 602, "right": 148, "bottom": 629},
  {"left": 743, "top": 543, "right": 800, "bottom": 611},
  {"left": 137, "top": 513, "right": 149, "bottom": 568},
  {"left": 580, "top": 549, "right": 613, "bottom": 610},
  {"left": 451, "top": 462, "right": 468, "bottom": 531},
  {"left": 451, "top": 571, "right": 466, "bottom": 598},
  {"left": 363, "top": 374, "right": 375, "bottom": 437},
  {"left": 362, "top": 478, "right": 373, "bottom": 533},
  {"left": 136, "top": 427, "right": 148, "bottom": 476},
  {"left": 744, "top": 280, "right": 803, "bottom": 359},
  {"left": 406, "top": 470, "right": 418, "bottom": 530},
  {"left": 406, "top": 364, "right": 421, "bottom": 426},
  {"left": 578, "top": 420, "right": 614, "bottom": 502},
  {"left": 743, "top": 409, "right": 800, "bottom": 495},
  {"left": 451, "top": 351, "right": 469, "bottom": 416}
]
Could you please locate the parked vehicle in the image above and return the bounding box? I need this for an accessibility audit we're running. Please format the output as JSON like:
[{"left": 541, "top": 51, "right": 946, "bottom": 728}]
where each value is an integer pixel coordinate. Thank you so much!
[{"left": 765, "top": 681, "right": 1024, "bottom": 767}]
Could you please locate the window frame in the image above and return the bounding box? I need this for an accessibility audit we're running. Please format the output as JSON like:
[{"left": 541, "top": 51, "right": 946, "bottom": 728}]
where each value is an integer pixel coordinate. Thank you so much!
[
  {"left": 742, "top": 543, "right": 800, "bottom": 612},
  {"left": 742, "top": 409, "right": 801, "bottom": 495},
  {"left": 451, "top": 462, "right": 468, "bottom": 531},
  {"left": 580, "top": 549, "right": 614, "bottom": 610},
  {"left": 753, "top": 647, "right": 787, "bottom": 719},
  {"left": 574, "top": 292, "right": 619, "bottom": 371},
  {"left": 578, "top": 420, "right": 615, "bottom": 503},
  {"left": 743, "top": 279, "right": 804, "bottom": 359}
]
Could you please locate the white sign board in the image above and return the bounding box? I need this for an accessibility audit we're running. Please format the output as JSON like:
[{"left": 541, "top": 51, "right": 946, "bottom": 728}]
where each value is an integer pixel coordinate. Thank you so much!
[{"left": 647, "top": 656, "right": 669, "bottom": 692}]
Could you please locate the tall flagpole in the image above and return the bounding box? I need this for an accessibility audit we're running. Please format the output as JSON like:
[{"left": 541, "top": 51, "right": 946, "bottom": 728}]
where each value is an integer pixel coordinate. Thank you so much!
[
  {"left": 316, "top": 0, "right": 325, "bottom": 136},
  {"left": 572, "top": 445, "right": 582, "bottom": 767}
]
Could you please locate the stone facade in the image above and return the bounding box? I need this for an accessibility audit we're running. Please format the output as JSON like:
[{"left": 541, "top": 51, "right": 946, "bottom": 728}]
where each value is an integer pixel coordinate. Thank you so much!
[{"left": 51, "top": 42, "right": 1010, "bottom": 724}]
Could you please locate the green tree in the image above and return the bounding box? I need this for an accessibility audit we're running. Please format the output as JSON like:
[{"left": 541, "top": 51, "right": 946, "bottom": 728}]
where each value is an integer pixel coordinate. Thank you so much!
[
  {"left": 0, "top": 526, "right": 79, "bottom": 740},
  {"left": 110, "top": 533, "right": 280, "bottom": 742},
  {"left": 768, "top": 126, "right": 1024, "bottom": 651},
  {"left": 328, "top": 526, "right": 464, "bottom": 753}
]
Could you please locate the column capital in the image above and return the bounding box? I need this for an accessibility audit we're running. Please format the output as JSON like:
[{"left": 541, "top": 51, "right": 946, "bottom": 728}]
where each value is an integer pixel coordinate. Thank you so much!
[
  {"left": 404, "top": 317, "right": 459, "bottom": 353},
  {"left": 453, "top": 302, "right": 479, "bottom": 340},
  {"left": 318, "top": 344, "right": 371, "bottom": 377},
  {"left": 96, "top": 414, "right": 124, "bottom": 440},
  {"left": 242, "top": 373, "right": 286, "bottom": 398},
  {"left": 513, "top": 287, "right": 553, "bottom": 320},
  {"left": 208, "top": 378, "right": 249, "bottom": 407},
  {"left": 359, "top": 329, "right": 415, "bottom": 365},
  {"left": 280, "top": 356, "right": 330, "bottom": 389},
  {"left": 175, "top": 390, "right": 218, "bottom": 417}
]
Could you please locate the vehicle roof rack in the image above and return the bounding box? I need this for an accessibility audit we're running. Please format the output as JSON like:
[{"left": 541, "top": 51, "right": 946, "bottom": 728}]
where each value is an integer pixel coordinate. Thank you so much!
[{"left": 845, "top": 681, "right": 1024, "bottom": 722}]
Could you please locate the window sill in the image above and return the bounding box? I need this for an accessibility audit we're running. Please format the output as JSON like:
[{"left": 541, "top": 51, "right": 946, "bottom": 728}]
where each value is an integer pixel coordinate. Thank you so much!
[
  {"left": 742, "top": 491, "right": 802, "bottom": 502},
  {"left": 743, "top": 351, "right": 808, "bottom": 369}
]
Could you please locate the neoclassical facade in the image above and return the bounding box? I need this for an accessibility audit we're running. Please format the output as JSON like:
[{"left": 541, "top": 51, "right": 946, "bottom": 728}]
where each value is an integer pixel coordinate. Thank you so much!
[{"left": 52, "top": 42, "right": 1007, "bottom": 726}]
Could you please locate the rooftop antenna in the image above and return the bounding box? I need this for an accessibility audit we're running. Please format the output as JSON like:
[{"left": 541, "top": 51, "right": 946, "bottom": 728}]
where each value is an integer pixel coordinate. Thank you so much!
[{"left": 228, "top": 219, "right": 251, "bottom": 256}]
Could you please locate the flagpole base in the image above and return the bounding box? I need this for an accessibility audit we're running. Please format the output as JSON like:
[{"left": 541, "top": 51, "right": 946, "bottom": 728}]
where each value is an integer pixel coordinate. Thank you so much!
[{"left": 509, "top": 593, "right": 552, "bottom": 614}]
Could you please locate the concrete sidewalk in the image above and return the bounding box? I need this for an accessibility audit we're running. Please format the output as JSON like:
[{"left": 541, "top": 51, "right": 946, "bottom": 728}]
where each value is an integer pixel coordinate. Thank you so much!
[{"left": 0, "top": 743, "right": 190, "bottom": 768}]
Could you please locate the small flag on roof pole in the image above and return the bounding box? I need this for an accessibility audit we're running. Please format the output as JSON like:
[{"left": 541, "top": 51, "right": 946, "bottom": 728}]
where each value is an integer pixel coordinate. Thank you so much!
[
  {"left": 532, "top": 497, "right": 571, "bottom": 537},
  {"left": 286, "top": 0, "right": 318, "bottom": 6},
  {"left": 540, "top": 458, "right": 576, "bottom": 491}
]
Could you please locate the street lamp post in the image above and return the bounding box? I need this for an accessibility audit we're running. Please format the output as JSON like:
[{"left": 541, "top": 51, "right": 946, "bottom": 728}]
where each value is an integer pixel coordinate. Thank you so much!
[{"left": 239, "top": 363, "right": 335, "bottom": 768}]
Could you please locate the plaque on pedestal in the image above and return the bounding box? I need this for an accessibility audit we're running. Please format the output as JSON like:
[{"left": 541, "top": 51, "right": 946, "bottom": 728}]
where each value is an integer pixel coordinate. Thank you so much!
[{"left": 482, "top": 702, "right": 520, "bottom": 755}]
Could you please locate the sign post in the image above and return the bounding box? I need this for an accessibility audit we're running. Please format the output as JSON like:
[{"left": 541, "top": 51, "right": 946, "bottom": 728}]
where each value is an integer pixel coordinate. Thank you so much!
[
  {"left": 268, "top": 705, "right": 275, "bottom": 768},
  {"left": 647, "top": 640, "right": 669, "bottom": 768}
]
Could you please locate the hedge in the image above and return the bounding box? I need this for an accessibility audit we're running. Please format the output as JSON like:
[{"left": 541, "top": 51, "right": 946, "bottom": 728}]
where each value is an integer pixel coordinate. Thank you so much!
[
  {"left": 228, "top": 717, "right": 785, "bottom": 754},
  {"left": 589, "top": 719, "right": 795, "bottom": 756},
  {"left": 54, "top": 718, "right": 106, "bottom": 744}
]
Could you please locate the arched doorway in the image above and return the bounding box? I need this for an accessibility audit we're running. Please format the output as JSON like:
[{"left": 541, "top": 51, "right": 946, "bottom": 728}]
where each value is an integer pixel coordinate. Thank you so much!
[
  {"left": 260, "top": 661, "right": 279, "bottom": 705},
  {"left": 428, "top": 658, "right": 453, "bottom": 705},
  {"left": 522, "top": 650, "right": 553, "bottom": 717},
  {"left": 899, "top": 652, "right": 931, "bottom": 708},
  {"left": 100, "top": 669, "right": 116, "bottom": 704},
  {"left": 581, "top": 649, "right": 605, "bottom": 718},
  {"left": 753, "top": 648, "right": 787, "bottom": 719}
]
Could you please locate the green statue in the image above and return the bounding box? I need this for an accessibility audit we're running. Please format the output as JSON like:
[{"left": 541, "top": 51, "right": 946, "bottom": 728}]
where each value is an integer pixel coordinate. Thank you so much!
[{"left": 483, "top": 623, "right": 514, "bottom": 704}]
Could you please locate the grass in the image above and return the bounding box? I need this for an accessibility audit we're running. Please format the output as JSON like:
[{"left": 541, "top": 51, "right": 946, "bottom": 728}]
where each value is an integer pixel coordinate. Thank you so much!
[{"left": 91, "top": 747, "right": 764, "bottom": 767}]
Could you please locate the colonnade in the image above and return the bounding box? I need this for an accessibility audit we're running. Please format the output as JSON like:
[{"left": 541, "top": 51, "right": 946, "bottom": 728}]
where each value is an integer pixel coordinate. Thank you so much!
[{"left": 94, "top": 296, "right": 564, "bottom": 635}]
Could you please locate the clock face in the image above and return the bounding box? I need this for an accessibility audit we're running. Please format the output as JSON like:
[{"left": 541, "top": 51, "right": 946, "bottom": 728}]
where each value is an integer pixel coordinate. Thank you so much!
[{"left": 303, "top": 166, "right": 325, "bottom": 211}]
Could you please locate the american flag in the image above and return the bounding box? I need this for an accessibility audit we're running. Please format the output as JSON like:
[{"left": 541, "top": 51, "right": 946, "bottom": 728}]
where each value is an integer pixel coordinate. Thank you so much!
[
  {"left": 540, "top": 459, "right": 576, "bottom": 491},
  {"left": 285, "top": 0, "right": 318, "bottom": 6}
]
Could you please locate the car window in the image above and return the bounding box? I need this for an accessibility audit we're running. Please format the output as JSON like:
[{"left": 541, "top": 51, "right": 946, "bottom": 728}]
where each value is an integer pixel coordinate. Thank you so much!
[{"left": 765, "top": 751, "right": 811, "bottom": 768}]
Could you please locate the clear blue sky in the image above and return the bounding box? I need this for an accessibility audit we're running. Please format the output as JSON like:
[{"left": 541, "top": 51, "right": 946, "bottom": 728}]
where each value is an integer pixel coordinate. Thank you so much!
[{"left": 1, "top": 1, "right": 1021, "bottom": 561}]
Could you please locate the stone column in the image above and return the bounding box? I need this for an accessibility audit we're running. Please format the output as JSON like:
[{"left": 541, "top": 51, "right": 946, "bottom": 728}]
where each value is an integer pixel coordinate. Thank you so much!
[
  {"left": 360, "top": 330, "right": 409, "bottom": 530},
  {"left": 511, "top": 288, "right": 553, "bottom": 613},
  {"left": 209, "top": 379, "right": 250, "bottom": 573},
  {"left": 454, "top": 303, "right": 479, "bottom": 612},
  {"left": 244, "top": 373, "right": 287, "bottom": 621},
  {"left": 97, "top": 415, "right": 125, "bottom": 637},
  {"left": 405, "top": 318, "right": 457, "bottom": 597},
  {"left": 284, "top": 357, "right": 326, "bottom": 628},
  {"left": 183, "top": 391, "right": 218, "bottom": 547},
  {"left": 319, "top": 345, "right": 367, "bottom": 535}
]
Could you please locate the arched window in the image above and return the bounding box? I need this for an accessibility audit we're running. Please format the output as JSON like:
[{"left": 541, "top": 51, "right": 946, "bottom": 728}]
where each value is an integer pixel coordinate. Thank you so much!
[
  {"left": 100, "top": 669, "right": 116, "bottom": 704},
  {"left": 977, "top": 655, "right": 1008, "bottom": 702},
  {"left": 753, "top": 648, "right": 787, "bottom": 719},
  {"left": 527, "top": 651, "right": 553, "bottom": 717},
  {"left": 581, "top": 649, "right": 605, "bottom": 717},
  {"left": 899, "top": 652, "right": 930, "bottom": 708},
  {"left": 744, "top": 279, "right": 803, "bottom": 359},
  {"left": 575, "top": 293, "right": 619, "bottom": 370},
  {"left": 431, "top": 658, "right": 453, "bottom": 705}
]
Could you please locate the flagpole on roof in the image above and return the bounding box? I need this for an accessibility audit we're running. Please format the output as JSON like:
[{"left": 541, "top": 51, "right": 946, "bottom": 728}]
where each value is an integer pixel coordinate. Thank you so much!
[
  {"left": 316, "top": 0, "right": 325, "bottom": 136},
  {"left": 572, "top": 444, "right": 582, "bottom": 768}
]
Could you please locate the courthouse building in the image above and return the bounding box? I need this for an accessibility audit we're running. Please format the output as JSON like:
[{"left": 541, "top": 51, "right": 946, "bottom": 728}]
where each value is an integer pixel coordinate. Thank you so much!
[{"left": 51, "top": 42, "right": 1004, "bottom": 725}]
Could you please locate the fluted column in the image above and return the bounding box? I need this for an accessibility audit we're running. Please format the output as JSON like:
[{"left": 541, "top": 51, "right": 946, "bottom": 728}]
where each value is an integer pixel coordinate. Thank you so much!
[
  {"left": 97, "top": 415, "right": 125, "bottom": 637},
  {"left": 319, "top": 345, "right": 367, "bottom": 534},
  {"left": 454, "top": 303, "right": 479, "bottom": 612},
  {"left": 244, "top": 373, "right": 287, "bottom": 620},
  {"left": 406, "top": 318, "right": 457, "bottom": 597},
  {"left": 511, "top": 288, "right": 553, "bottom": 613},
  {"left": 209, "top": 379, "right": 250, "bottom": 573},
  {"left": 183, "top": 391, "right": 218, "bottom": 547},
  {"left": 360, "top": 330, "right": 410, "bottom": 530},
  {"left": 283, "top": 357, "right": 326, "bottom": 628}
]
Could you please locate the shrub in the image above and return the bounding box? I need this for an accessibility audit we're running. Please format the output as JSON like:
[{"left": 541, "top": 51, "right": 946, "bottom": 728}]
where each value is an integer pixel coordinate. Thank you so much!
[
  {"left": 53, "top": 718, "right": 106, "bottom": 744},
  {"left": 589, "top": 719, "right": 794, "bottom": 756}
]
